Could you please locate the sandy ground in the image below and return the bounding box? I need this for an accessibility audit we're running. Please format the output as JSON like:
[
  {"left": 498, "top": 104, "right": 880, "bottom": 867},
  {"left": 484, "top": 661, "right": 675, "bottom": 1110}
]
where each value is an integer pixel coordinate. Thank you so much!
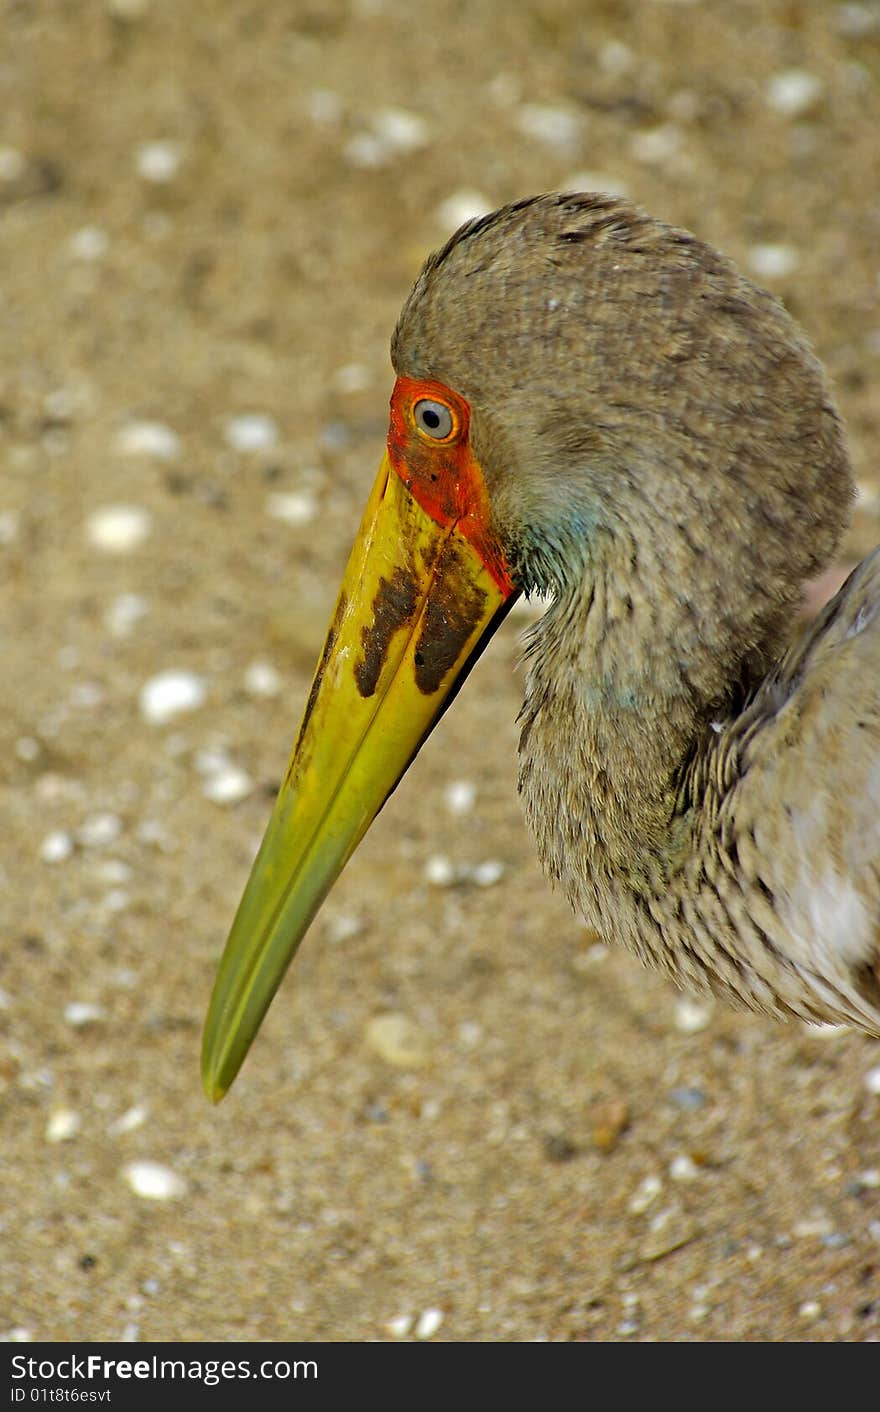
[{"left": 2, "top": 0, "right": 880, "bottom": 1344}]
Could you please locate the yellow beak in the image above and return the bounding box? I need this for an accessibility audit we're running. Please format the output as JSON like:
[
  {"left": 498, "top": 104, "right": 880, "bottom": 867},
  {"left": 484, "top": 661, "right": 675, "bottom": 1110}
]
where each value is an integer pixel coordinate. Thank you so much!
[{"left": 202, "top": 451, "right": 515, "bottom": 1100}]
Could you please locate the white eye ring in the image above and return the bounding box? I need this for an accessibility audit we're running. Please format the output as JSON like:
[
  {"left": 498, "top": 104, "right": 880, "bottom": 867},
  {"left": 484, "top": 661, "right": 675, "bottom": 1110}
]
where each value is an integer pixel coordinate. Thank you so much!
[{"left": 413, "top": 398, "right": 454, "bottom": 440}]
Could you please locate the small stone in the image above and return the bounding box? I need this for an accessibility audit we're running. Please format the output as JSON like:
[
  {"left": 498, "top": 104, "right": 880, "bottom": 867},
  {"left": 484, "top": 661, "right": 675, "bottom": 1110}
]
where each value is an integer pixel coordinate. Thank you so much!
[
  {"left": 266, "top": 490, "right": 318, "bottom": 525},
  {"left": 444, "top": 780, "right": 476, "bottom": 815},
  {"left": 386, "top": 1313, "right": 413, "bottom": 1338},
  {"left": 765, "top": 70, "right": 823, "bottom": 117},
  {"left": 124, "top": 1160, "right": 187, "bottom": 1200},
  {"left": 747, "top": 244, "right": 800, "bottom": 280},
  {"left": 135, "top": 141, "right": 181, "bottom": 183},
  {"left": 0, "top": 510, "right": 19, "bottom": 544},
  {"left": 674, "top": 998, "right": 714, "bottom": 1033},
  {"left": 471, "top": 859, "right": 505, "bottom": 887},
  {"left": 798, "top": 1299, "right": 822, "bottom": 1320},
  {"left": 837, "top": 4, "right": 880, "bottom": 38},
  {"left": 598, "top": 40, "right": 633, "bottom": 75},
  {"left": 116, "top": 420, "right": 181, "bottom": 461},
  {"left": 0, "top": 147, "right": 26, "bottom": 181},
  {"left": 244, "top": 660, "right": 282, "bottom": 697},
  {"left": 108, "top": 1104, "right": 148, "bottom": 1136},
  {"left": 414, "top": 1308, "right": 444, "bottom": 1339},
  {"left": 373, "top": 107, "right": 431, "bottom": 154},
  {"left": 424, "top": 854, "right": 456, "bottom": 887},
  {"left": 864, "top": 1064, "right": 880, "bottom": 1096},
  {"left": 629, "top": 124, "right": 683, "bottom": 164},
  {"left": 305, "top": 88, "right": 343, "bottom": 125},
  {"left": 64, "top": 1001, "right": 106, "bottom": 1027},
  {"left": 332, "top": 363, "right": 371, "bottom": 394},
  {"left": 225, "top": 413, "right": 279, "bottom": 452},
  {"left": 68, "top": 226, "right": 109, "bottom": 260},
  {"left": 46, "top": 1109, "right": 80, "bottom": 1142},
  {"left": 105, "top": 592, "right": 149, "bottom": 638},
  {"left": 106, "top": 0, "right": 151, "bottom": 17},
  {"left": 201, "top": 766, "right": 254, "bottom": 805},
  {"left": 15, "top": 736, "right": 40, "bottom": 761},
  {"left": 628, "top": 1173, "right": 663, "bottom": 1214},
  {"left": 86, "top": 505, "right": 152, "bottom": 553},
  {"left": 515, "top": 104, "right": 581, "bottom": 149},
  {"left": 40, "top": 830, "right": 74, "bottom": 864},
  {"left": 435, "top": 190, "right": 493, "bottom": 230},
  {"left": 325, "top": 912, "right": 363, "bottom": 944},
  {"left": 139, "top": 670, "right": 206, "bottom": 725},
  {"left": 669, "top": 1153, "right": 701, "bottom": 1182},
  {"left": 365, "top": 1014, "right": 429, "bottom": 1068},
  {"left": 668, "top": 1085, "right": 706, "bottom": 1110},
  {"left": 563, "top": 169, "right": 629, "bottom": 198},
  {"left": 77, "top": 812, "right": 122, "bottom": 849},
  {"left": 591, "top": 1099, "right": 629, "bottom": 1151}
]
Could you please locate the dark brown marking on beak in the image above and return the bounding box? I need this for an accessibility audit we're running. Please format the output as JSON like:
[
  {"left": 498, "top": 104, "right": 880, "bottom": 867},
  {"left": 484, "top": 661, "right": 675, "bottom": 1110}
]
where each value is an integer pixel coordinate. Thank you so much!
[
  {"left": 288, "top": 591, "right": 348, "bottom": 775},
  {"left": 355, "top": 567, "right": 419, "bottom": 698},
  {"left": 413, "top": 538, "right": 489, "bottom": 694}
]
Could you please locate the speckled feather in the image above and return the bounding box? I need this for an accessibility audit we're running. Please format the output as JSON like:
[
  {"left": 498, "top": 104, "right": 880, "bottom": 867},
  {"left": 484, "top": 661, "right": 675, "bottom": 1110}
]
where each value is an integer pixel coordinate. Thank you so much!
[{"left": 393, "top": 194, "right": 880, "bottom": 1034}]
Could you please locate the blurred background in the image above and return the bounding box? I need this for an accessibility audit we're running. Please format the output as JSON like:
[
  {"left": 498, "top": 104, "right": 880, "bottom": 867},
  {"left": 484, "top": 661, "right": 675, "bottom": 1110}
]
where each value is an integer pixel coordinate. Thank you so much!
[{"left": 2, "top": 0, "right": 879, "bottom": 1342}]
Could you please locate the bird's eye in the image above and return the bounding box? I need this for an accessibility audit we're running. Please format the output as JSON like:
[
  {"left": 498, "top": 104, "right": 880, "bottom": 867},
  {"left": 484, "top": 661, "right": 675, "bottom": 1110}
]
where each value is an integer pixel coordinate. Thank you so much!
[{"left": 413, "top": 398, "right": 454, "bottom": 440}]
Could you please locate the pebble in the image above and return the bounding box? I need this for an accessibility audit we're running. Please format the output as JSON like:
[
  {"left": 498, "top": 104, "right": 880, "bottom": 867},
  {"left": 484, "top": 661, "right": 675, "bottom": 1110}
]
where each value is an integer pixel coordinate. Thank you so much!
[
  {"left": 305, "top": 88, "right": 343, "bottom": 125},
  {"left": 591, "top": 1099, "right": 629, "bottom": 1151},
  {"left": 424, "top": 854, "right": 456, "bottom": 887},
  {"left": 563, "top": 169, "right": 629, "bottom": 198},
  {"left": 444, "top": 779, "right": 476, "bottom": 815},
  {"left": 345, "top": 108, "right": 430, "bottom": 168},
  {"left": 139, "top": 670, "right": 206, "bottom": 725},
  {"left": 86, "top": 504, "right": 152, "bottom": 553},
  {"left": 639, "top": 1206, "right": 699, "bottom": 1262},
  {"left": 798, "top": 1299, "right": 822, "bottom": 1321},
  {"left": 673, "top": 997, "right": 714, "bottom": 1033},
  {"left": 225, "top": 413, "right": 279, "bottom": 452},
  {"left": 435, "top": 190, "right": 493, "bottom": 231},
  {"left": 365, "top": 1014, "right": 429, "bottom": 1067},
  {"left": 765, "top": 70, "right": 823, "bottom": 117},
  {"left": 76, "top": 812, "right": 122, "bottom": 848},
  {"left": 15, "top": 736, "right": 40, "bottom": 761},
  {"left": 669, "top": 1153, "right": 701, "bottom": 1182},
  {"left": 68, "top": 225, "right": 109, "bottom": 261},
  {"left": 332, "top": 363, "right": 371, "bottom": 394},
  {"left": 201, "top": 764, "right": 254, "bottom": 805},
  {"left": 40, "top": 830, "right": 74, "bottom": 864},
  {"left": 106, "top": 0, "right": 151, "bottom": 17},
  {"left": 109, "top": 1101, "right": 150, "bottom": 1135},
  {"left": 64, "top": 1001, "right": 106, "bottom": 1027},
  {"left": 0, "top": 510, "right": 19, "bottom": 544},
  {"left": 471, "top": 859, "right": 505, "bottom": 888},
  {"left": 0, "top": 146, "right": 26, "bottom": 181},
  {"left": 105, "top": 592, "right": 149, "bottom": 638},
  {"left": 45, "top": 1109, "right": 80, "bottom": 1143},
  {"left": 108, "top": 1104, "right": 148, "bottom": 1137},
  {"left": 116, "top": 420, "right": 181, "bottom": 461},
  {"left": 135, "top": 141, "right": 182, "bottom": 183},
  {"left": 628, "top": 1173, "right": 663, "bottom": 1214},
  {"left": 124, "top": 1160, "right": 187, "bottom": 1201},
  {"left": 514, "top": 103, "right": 581, "bottom": 149},
  {"left": 414, "top": 1308, "right": 444, "bottom": 1340},
  {"left": 598, "top": 40, "right": 633, "bottom": 75},
  {"left": 266, "top": 490, "right": 318, "bottom": 526},
  {"left": 386, "top": 1314, "right": 412, "bottom": 1338},
  {"left": 747, "top": 243, "right": 800, "bottom": 280},
  {"left": 324, "top": 912, "right": 363, "bottom": 944},
  {"left": 668, "top": 1085, "right": 706, "bottom": 1110},
  {"left": 864, "top": 1064, "right": 880, "bottom": 1096},
  {"left": 629, "top": 123, "right": 683, "bottom": 165},
  {"left": 244, "top": 660, "right": 282, "bottom": 697},
  {"left": 837, "top": 3, "right": 880, "bottom": 37}
]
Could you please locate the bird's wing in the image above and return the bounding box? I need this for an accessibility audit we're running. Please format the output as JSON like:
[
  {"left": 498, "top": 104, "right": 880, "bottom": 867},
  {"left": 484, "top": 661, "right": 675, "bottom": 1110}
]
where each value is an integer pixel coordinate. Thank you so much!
[{"left": 733, "top": 548, "right": 880, "bottom": 1021}]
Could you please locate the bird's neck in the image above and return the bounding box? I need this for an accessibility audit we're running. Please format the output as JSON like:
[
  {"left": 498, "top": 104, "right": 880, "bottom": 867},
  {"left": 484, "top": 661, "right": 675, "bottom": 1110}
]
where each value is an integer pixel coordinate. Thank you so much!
[{"left": 517, "top": 547, "right": 774, "bottom": 906}]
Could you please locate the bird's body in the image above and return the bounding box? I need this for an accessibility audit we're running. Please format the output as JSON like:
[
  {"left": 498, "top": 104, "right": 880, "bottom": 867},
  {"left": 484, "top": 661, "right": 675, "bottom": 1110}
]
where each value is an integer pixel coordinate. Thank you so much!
[{"left": 203, "top": 194, "right": 880, "bottom": 1100}]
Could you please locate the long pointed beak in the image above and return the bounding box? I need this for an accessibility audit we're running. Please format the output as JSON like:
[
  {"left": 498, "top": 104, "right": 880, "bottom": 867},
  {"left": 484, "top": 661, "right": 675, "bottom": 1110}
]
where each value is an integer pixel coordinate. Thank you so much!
[{"left": 202, "top": 450, "right": 516, "bottom": 1100}]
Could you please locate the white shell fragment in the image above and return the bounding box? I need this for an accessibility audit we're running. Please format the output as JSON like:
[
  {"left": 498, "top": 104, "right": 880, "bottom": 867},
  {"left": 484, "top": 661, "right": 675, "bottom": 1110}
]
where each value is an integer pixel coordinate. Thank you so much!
[
  {"left": 64, "top": 1001, "right": 106, "bottom": 1027},
  {"left": 124, "top": 1160, "right": 187, "bottom": 1200},
  {"left": 76, "top": 812, "right": 122, "bottom": 848},
  {"left": 46, "top": 1109, "right": 81, "bottom": 1143},
  {"left": 135, "top": 141, "right": 182, "bottom": 183},
  {"left": 201, "top": 764, "right": 254, "bottom": 805},
  {"left": 747, "top": 244, "right": 800, "bottom": 280},
  {"left": 765, "top": 70, "right": 823, "bottom": 117},
  {"left": 116, "top": 420, "right": 181, "bottom": 461},
  {"left": 266, "top": 490, "right": 318, "bottom": 526},
  {"left": 244, "top": 660, "right": 282, "bottom": 697},
  {"left": 86, "top": 504, "right": 152, "bottom": 553},
  {"left": 415, "top": 1308, "right": 444, "bottom": 1339},
  {"left": 40, "top": 830, "right": 74, "bottom": 864},
  {"left": 225, "top": 413, "right": 279, "bottom": 452},
  {"left": 139, "top": 670, "right": 206, "bottom": 725}
]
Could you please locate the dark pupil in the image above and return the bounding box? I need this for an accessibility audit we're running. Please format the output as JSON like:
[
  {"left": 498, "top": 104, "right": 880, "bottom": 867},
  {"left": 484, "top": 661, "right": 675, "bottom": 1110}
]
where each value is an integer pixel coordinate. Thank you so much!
[{"left": 422, "top": 406, "right": 441, "bottom": 430}]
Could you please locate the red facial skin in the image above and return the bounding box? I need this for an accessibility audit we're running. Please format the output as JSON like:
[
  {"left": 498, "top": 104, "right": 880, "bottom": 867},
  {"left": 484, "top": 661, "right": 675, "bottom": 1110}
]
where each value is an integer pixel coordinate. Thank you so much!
[{"left": 386, "top": 375, "right": 515, "bottom": 596}]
